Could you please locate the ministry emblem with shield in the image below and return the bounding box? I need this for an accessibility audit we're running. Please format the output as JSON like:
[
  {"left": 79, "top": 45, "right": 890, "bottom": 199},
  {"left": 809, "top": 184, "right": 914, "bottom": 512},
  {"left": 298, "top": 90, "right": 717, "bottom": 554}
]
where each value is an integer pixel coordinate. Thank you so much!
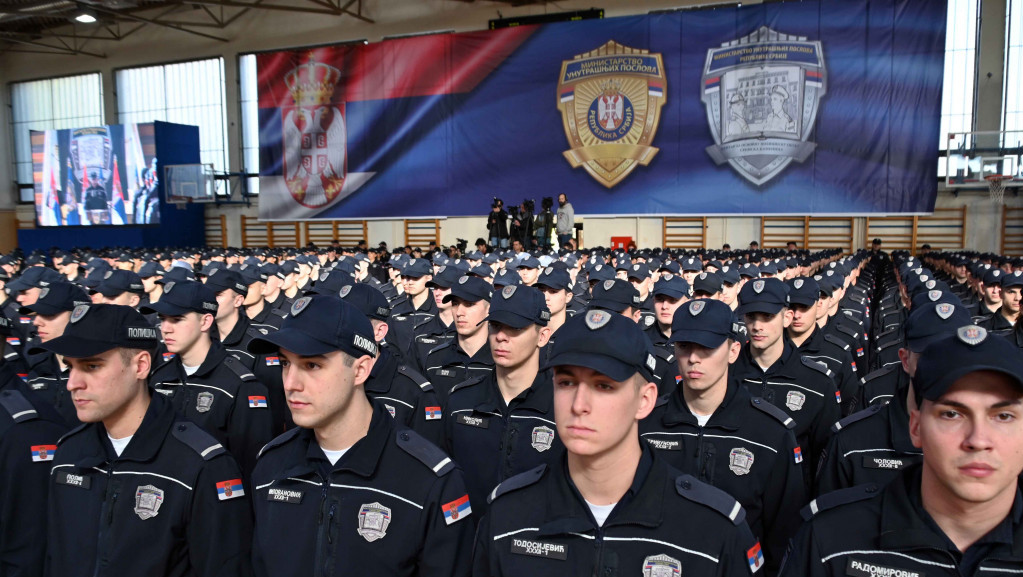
[
  {"left": 282, "top": 53, "right": 347, "bottom": 209},
  {"left": 557, "top": 41, "right": 667, "bottom": 188},
  {"left": 357, "top": 502, "right": 391, "bottom": 542},
  {"left": 702, "top": 27, "right": 827, "bottom": 186},
  {"left": 134, "top": 484, "right": 164, "bottom": 520},
  {"left": 642, "top": 554, "right": 682, "bottom": 576},
  {"left": 729, "top": 447, "right": 755, "bottom": 476},
  {"left": 531, "top": 425, "right": 555, "bottom": 453}
]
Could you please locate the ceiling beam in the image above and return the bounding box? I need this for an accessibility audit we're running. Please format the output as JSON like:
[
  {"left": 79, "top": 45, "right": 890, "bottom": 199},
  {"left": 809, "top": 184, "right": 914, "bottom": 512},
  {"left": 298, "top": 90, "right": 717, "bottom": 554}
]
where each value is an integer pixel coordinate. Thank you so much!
[{"left": 88, "top": 4, "right": 229, "bottom": 42}]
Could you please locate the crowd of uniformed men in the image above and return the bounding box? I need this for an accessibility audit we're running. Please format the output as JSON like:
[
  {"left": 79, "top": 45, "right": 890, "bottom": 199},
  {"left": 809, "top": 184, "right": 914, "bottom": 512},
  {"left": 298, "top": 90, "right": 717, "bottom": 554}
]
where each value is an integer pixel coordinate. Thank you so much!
[{"left": 2, "top": 235, "right": 1023, "bottom": 576}]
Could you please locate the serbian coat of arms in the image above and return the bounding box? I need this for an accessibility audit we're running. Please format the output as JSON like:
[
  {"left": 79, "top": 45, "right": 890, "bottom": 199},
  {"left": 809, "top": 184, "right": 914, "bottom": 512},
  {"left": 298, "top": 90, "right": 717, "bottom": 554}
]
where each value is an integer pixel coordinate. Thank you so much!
[
  {"left": 557, "top": 41, "right": 667, "bottom": 188},
  {"left": 702, "top": 27, "right": 827, "bottom": 186},
  {"left": 282, "top": 53, "right": 347, "bottom": 208}
]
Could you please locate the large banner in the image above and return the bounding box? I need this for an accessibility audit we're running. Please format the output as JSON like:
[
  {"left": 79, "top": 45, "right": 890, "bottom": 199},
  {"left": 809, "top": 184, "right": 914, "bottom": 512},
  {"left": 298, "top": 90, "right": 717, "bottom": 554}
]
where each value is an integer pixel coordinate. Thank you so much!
[{"left": 257, "top": 0, "right": 946, "bottom": 219}]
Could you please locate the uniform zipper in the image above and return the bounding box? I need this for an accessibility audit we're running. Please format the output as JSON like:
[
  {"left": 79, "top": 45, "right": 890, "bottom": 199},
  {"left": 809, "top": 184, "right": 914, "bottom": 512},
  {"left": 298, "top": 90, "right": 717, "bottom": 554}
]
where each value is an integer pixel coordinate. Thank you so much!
[{"left": 93, "top": 468, "right": 118, "bottom": 577}]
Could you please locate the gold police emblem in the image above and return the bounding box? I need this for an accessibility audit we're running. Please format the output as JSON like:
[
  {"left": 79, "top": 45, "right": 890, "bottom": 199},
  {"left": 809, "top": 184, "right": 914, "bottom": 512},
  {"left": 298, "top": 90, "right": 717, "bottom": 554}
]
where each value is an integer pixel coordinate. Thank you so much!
[{"left": 557, "top": 41, "right": 666, "bottom": 188}]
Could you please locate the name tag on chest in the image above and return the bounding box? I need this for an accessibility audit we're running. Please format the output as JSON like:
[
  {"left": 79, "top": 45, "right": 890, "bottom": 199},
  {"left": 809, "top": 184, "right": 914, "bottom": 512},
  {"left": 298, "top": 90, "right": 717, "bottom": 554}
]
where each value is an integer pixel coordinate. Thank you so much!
[
  {"left": 862, "top": 455, "right": 919, "bottom": 470},
  {"left": 55, "top": 470, "right": 92, "bottom": 489},
  {"left": 435, "top": 369, "right": 457, "bottom": 378},
  {"left": 847, "top": 557, "right": 925, "bottom": 577},
  {"left": 267, "top": 488, "right": 304, "bottom": 504},
  {"left": 456, "top": 414, "right": 489, "bottom": 429},
  {"left": 510, "top": 538, "right": 568, "bottom": 561},
  {"left": 646, "top": 438, "right": 682, "bottom": 451}
]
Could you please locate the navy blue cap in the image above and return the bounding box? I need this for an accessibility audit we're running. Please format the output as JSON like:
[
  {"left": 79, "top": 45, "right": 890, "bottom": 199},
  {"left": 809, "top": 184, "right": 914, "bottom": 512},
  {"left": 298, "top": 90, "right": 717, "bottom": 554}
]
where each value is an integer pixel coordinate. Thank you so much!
[
  {"left": 248, "top": 295, "right": 378, "bottom": 358},
  {"left": 536, "top": 266, "right": 571, "bottom": 291},
  {"left": 814, "top": 274, "right": 840, "bottom": 297},
  {"left": 493, "top": 268, "right": 522, "bottom": 287},
  {"left": 910, "top": 289, "right": 962, "bottom": 310},
  {"left": 338, "top": 284, "right": 390, "bottom": 321},
  {"left": 279, "top": 261, "right": 299, "bottom": 276},
  {"left": 586, "top": 263, "right": 615, "bottom": 283},
  {"left": 20, "top": 282, "right": 91, "bottom": 316},
  {"left": 95, "top": 270, "right": 145, "bottom": 297},
  {"left": 401, "top": 258, "right": 433, "bottom": 278},
  {"left": 718, "top": 266, "right": 740, "bottom": 286},
  {"left": 427, "top": 265, "right": 463, "bottom": 289},
  {"left": 204, "top": 269, "right": 248, "bottom": 295},
  {"left": 692, "top": 271, "right": 723, "bottom": 296},
  {"left": 541, "top": 309, "right": 656, "bottom": 382},
  {"left": 486, "top": 285, "right": 550, "bottom": 328},
  {"left": 259, "top": 263, "right": 286, "bottom": 281},
  {"left": 238, "top": 264, "right": 267, "bottom": 285},
  {"left": 1002, "top": 271, "right": 1023, "bottom": 289},
  {"left": 905, "top": 302, "right": 972, "bottom": 353},
  {"left": 737, "top": 277, "right": 789, "bottom": 315},
  {"left": 310, "top": 269, "right": 354, "bottom": 296},
  {"left": 588, "top": 279, "right": 641, "bottom": 313},
  {"left": 35, "top": 304, "right": 159, "bottom": 357},
  {"left": 680, "top": 258, "right": 702, "bottom": 272},
  {"left": 482, "top": 253, "right": 499, "bottom": 265},
  {"left": 658, "top": 260, "right": 681, "bottom": 275},
  {"left": 331, "top": 259, "right": 357, "bottom": 276},
  {"left": 668, "top": 299, "right": 741, "bottom": 349},
  {"left": 983, "top": 268, "right": 1005, "bottom": 286},
  {"left": 785, "top": 277, "right": 820, "bottom": 307},
  {"left": 468, "top": 264, "right": 494, "bottom": 279},
  {"left": 80, "top": 269, "right": 106, "bottom": 290},
  {"left": 443, "top": 275, "right": 493, "bottom": 304},
  {"left": 138, "top": 262, "right": 164, "bottom": 279},
  {"left": 515, "top": 256, "right": 541, "bottom": 269},
  {"left": 738, "top": 263, "right": 761, "bottom": 279},
  {"left": 157, "top": 266, "right": 196, "bottom": 285},
  {"left": 141, "top": 280, "right": 218, "bottom": 316},
  {"left": 758, "top": 261, "right": 777, "bottom": 276},
  {"left": 914, "top": 325, "right": 1023, "bottom": 402},
  {"left": 652, "top": 273, "right": 690, "bottom": 299},
  {"left": 627, "top": 263, "right": 650, "bottom": 281},
  {"left": 8, "top": 267, "right": 62, "bottom": 292},
  {"left": 198, "top": 261, "right": 227, "bottom": 277}
]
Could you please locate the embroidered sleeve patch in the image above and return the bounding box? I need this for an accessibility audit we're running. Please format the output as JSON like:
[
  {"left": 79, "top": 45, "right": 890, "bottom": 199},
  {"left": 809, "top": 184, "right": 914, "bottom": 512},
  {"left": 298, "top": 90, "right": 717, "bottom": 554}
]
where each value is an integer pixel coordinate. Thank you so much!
[
  {"left": 441, "top": 494, "right": 472, "bottom": 525},
  {"left": 216, "top": 479, "right": 245, "bottom": 500},
  {"left": 31, "top": 444, "right": 58, "bottom": 462},
  {"left": 265, "top": 356, "right": 280, "bottom": 367},
  {"left": 747, "top": 541, "right": 765, "bottom": 573},
  {"left": 248, "top": 396, "right": 268, "bottom": 409},
  {"left": 425, "top": 406, "right": 442, "bottom": 421},
  {"left": 794, "top": 447, "right": 803, "bottom": 464}
]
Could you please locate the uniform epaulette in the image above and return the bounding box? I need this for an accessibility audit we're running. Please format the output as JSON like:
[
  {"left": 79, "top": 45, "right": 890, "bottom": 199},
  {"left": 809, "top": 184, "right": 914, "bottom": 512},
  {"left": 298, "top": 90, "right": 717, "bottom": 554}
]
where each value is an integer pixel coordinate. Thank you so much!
[
  {"left": 800, "top": 356, "right": 834, "bottom": 378},
  {"left": 861, "top": 364, "right": 897, "bottom": 384},
  {"left": 0, "top": 389, "right": 37, "bottom": 423},
  {"left": 653, "top": 347, "right": 673, "bottom": 363},
  {"left": 223, "top": 356, "right": 257, "bottom": 381},
  {"left": 397, "top": 365, "right": 434, "bottom": 392},
  {"left": 247, "top": 325, "right": 273, "bottom": 338},
  {"left": 426, "top": 341, "right": 453, "bottom": 357},
  {"left": 396, "top": 429, "right": 455, "bottom": 477},
  {"left": 172, "top": 421, "right": 228, "bottom": 460},
  {"left": 413, "top": 317, "right": 434, "bottom": 330},
  {"left": 675, "top": 474, "right": 746, "bottom": 526},
  {"left": 831, "top": 403, "right": 883, "bottom": 433},
  {"left": 822, "top": 333, "right": 850, "bottom": 351},
  {"left": 58, "top": 423, "right": 89, "bottom": 445},
  {"left": 257, "top": 427, "right": 302, "bottom": 459},
  {"left": 875, "top": 338, "right": 902, "bottom": 353},
  {"left": 655, "top": 394, "right": 670, "bottom": 408},
  {"left": 835, "top": 323, "right": 858, "bottom": 339},
  {"left": 488, "top": 464, "right": 547, "bottom": 504},
  {"left": 750, "top": 397, "right": 795, "bottom": 429},
  {"left": 449, "top": 375, "right": 486, "bottom": 395},
  {"left": 800, "top": 484, "right": 880, "bottom": 520}
]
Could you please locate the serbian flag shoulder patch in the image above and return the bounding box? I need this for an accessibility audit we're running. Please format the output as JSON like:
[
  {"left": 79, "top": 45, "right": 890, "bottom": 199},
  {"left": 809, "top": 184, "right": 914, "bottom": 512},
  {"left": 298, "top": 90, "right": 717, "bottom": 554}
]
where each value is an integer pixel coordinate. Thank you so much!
[
  {"left": 248, "top": 396, "right": 267, "bottom": 409},
  {"left": 835, "top": 390, "right": 842, "bottom": 404},
  {"left": 216, "top": 479, "right": 245, "bottom": 500},
  {"left": 747, "top": 541, "right": 765, "bottom": 573},
  {"left": 6, "top": 337, "right": 21, "bottom": 346},
  {"left": 31, "top": 444, "right": 58, "bottom": 462},
  {"left": 425, "top": 406, "right": 442, "bottom": 421},
  {"left": 265, "top": 356, "right": 280, "bottom": 367},
  {"left": 794, "top": 446, "right": 803, "bottom": 464},
  {"left": 441, "top": 494, "right": 471, "bottom": 525},
  {"left": 162, "top": 352, "right": 176, "bottom": 362}
]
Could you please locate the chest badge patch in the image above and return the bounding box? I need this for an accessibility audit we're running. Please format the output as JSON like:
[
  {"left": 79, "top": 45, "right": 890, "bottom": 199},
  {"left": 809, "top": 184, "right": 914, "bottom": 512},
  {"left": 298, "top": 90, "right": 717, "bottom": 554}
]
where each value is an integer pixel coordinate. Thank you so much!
[
  {"left": 785, "top": 390, "right": 806, "bottom": 411},
  {"left": 643, "top": 554, "right": 682, "bottom": 577},
  {"left": 357, "top": 502, "right": 391, "bottom": 542},
  {"left": 196, "top": 391, "right": 214, "bottom": 413},
  {"left": 729, "top": 447, "right": 755, "bottom": 476},
  {"left": 134, "top": 485, "right": 164, "bottom": 520},
  {"left": 531, "top": 425, "right": 555, "bottom": 453}
]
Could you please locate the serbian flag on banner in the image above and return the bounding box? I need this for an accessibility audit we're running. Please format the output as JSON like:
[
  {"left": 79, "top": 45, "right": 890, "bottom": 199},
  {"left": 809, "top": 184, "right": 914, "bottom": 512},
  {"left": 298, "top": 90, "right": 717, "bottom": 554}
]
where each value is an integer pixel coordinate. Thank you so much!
[
  {"left": 111, "top": 155, "right": 128, "bottom": 225},
  {"left": 256, "top": 27, "right": 536, "bottom": 220}
]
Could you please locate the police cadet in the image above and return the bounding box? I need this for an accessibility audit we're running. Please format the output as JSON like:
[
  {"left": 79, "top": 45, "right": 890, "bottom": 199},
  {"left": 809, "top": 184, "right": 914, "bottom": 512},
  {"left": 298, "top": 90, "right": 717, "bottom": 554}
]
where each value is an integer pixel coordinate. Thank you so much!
[
  {"left": 422, "top": 276, "right": 494, "bottom": 403},
  {"left": 730, "top": 277, "right": 841, "bottom": 482},
  {"left": 646, "top": 273, "right": 691, "bottom": 348},
  {"left": 979, "top": 270, "right": 1022, "bottom": 335},
  {"left": 91, "top": 269, "right": 145, "bottom": 307},
  {"left": 444, "top": 284, "right": 558, "bottom": 512},
  {"left": 815, "top": 301, "right": 972, "bottom": 495},
  {"left": 144, "top": 280, "right": 274, "bottom": 478},
  {"left": 8, "top": 266, "right": 62, "bottom": 344},
  {"left": 626, "top": 262, "right": 656, "bottom": 327},
  {"left": 40, "top": 304, "right": 252, "bottom": 577},
  {"left": 536, "top": 265, "right": 574, "bottom": 335},
  {"left": 240, "top": 264, "right": 286, "bottom": 333},
  {"left": 785, "top": 277, "right": 859, "bottom": 415},
  {"left": 473, "top": 310, "right": 765, "bottom": 577},
  {"left": 23, "top": 282, "right": 91, "bottom": 424},
  {"left": 780, "top": 325, "right": 1023, "bottom": 576},
  {"left": 405, "top": 265, "right": 462, "bottom": 370},
  {"left": 339, "top": 283, "right": 445, "bottom": 447},
  {"left": 247, "top": 294, "right": 474, "bottom": 576},
  {"left": 0, "top": 354, "right": 68, "bottom": 576},
  {"left": 641, "top": 299, "right": 805, "bottom": 575}
]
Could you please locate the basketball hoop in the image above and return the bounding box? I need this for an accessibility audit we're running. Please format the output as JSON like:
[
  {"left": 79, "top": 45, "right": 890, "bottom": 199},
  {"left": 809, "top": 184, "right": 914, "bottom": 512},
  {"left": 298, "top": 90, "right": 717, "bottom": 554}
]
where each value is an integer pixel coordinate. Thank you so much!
[{"left": 986, "top": 175, "right": 1011, "bottom": 204}]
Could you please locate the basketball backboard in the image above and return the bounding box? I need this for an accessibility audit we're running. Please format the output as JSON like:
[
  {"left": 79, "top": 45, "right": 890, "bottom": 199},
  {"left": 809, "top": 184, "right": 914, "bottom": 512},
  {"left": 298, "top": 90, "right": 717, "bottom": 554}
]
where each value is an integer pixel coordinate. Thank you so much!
[{"left": 945, "top": 130, "right": 1023, "bottom": 189}]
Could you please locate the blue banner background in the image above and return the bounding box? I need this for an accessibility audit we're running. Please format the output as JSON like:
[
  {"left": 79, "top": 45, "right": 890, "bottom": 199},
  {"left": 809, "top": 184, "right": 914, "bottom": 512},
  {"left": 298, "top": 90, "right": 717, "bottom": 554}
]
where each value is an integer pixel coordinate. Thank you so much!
[{"left": 258, "top": 0, "right": 947, "bottom": 218}]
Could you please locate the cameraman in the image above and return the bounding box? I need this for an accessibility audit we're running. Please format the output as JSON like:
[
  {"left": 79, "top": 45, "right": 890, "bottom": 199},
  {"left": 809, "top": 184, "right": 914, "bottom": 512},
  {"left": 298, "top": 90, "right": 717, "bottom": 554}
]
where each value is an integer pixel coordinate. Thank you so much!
[
  {"left": 535, "top": 197, "right": 555, "bottom": 251},
  {"left": 487, "top": 198, "right": 509, "bottom": 249},
  {"left": 510, "top": 200, "right": 534, "bottom": 249},
  {"left": 556, "top": 193, "right": 574, "bottom": 249}
]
